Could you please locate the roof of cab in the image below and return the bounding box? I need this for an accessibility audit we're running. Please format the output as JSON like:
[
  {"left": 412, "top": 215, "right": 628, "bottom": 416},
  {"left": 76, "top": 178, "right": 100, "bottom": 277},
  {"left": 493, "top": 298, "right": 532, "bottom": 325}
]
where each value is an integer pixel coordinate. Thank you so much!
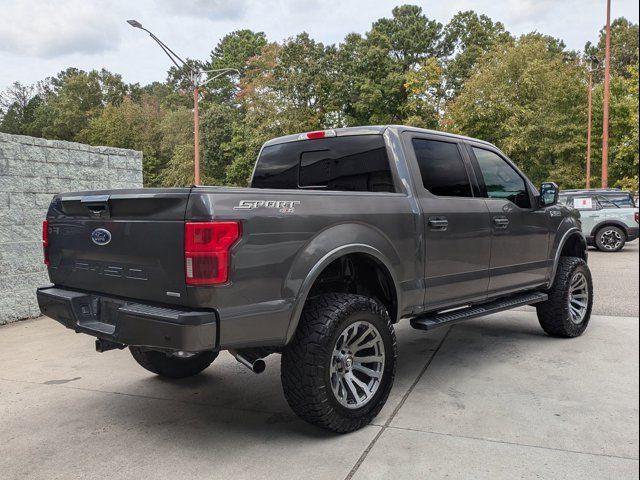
[{"left": 262, "top": 125, "right": 495, "bottom": 148}]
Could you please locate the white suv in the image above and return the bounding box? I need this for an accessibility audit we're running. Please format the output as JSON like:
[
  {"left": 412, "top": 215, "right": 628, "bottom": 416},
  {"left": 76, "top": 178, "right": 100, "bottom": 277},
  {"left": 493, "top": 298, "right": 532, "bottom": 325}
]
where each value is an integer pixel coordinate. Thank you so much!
[{"left": 559, "top": 190, "right": 639, "bottom": 252}]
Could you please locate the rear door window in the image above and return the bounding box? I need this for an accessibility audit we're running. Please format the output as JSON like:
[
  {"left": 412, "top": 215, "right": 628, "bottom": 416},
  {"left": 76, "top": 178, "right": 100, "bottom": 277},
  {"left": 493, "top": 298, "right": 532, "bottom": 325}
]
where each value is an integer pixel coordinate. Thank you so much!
[
  {"left": 411, "top": 138, "right": 473, "bottom": 197},
  {"left": 596, "top": 196, "right": 618, "bottom": 209},
  {"left": 251, "top": 135, "right": 395, "bottom": 192},
  {"left": 607, "top": 195, "right": 634, "bottom": 207}
]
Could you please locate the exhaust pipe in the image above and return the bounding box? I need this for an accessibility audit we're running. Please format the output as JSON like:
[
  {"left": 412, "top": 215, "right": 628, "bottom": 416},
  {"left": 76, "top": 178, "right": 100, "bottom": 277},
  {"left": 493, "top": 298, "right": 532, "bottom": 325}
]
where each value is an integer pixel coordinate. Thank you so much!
[{"left": 229, "top": 349, "right": 266, "bottom": 374}]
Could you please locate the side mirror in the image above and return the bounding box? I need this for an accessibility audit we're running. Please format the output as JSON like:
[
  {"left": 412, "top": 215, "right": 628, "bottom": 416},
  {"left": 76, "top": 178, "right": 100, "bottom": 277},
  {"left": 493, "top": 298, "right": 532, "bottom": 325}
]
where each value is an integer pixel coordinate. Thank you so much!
[{"left": 539, "top": 182, "right": 559, "bottom": 207}]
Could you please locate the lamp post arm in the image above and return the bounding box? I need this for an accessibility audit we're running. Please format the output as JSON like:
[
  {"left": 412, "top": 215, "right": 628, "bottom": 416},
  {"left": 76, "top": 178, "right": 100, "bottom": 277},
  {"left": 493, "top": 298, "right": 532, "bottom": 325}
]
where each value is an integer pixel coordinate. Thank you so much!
[
  {"left": 139, "top": 27, "right": 195, "bottom": 77},
  {"left": 199, "top": 68, "right": 241, "bottom": 87}
]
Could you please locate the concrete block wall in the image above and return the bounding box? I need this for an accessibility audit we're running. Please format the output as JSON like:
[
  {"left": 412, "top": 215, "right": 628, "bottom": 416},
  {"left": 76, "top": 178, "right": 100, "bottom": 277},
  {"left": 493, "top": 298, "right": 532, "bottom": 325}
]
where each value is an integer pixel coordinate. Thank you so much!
[{"left": 0, "top": 132, "right": 143, "bottom": 325}]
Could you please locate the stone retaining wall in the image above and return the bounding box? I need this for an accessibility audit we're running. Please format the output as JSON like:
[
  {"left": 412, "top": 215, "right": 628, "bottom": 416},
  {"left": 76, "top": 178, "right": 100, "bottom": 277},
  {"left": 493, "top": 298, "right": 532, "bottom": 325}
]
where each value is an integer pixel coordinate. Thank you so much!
[{"left": 0, "top": 132, "right": 143, "bottom": 324}]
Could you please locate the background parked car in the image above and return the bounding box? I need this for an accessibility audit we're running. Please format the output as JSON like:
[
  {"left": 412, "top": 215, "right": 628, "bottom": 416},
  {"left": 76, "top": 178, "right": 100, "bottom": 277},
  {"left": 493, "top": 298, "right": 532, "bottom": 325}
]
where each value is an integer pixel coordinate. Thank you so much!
[
  {"left": 561, "top": 188, "right": 637, "bottom": 207},
  {"left": 559, "top": 190, "right": 639, "bottom": 252}
]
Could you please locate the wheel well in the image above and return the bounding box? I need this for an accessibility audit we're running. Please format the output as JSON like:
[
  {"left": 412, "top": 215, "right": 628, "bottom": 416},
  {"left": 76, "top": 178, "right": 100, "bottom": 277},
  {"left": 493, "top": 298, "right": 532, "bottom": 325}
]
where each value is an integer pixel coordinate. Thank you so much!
[
  {"left": 592, "top": 222, "right": 628, "bottom": 239},
  {"left": 560, "top": 233, "right": 587, "bottom": 260},
  {"left": 307, "top": 253, "right": 398, "bottom": 322}
]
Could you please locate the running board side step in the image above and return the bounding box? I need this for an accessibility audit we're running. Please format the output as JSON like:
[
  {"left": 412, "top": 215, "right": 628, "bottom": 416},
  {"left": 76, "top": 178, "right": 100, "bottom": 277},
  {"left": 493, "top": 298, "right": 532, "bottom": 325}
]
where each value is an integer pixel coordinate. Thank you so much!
[{"left": 410, "top": 292, "right": 548, "bottom": 331}]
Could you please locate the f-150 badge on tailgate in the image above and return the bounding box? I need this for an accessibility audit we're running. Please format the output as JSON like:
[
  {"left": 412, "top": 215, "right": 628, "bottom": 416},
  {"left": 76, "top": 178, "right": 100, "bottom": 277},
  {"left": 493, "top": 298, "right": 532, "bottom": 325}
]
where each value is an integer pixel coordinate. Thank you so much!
[{"left": 234, "top": 200, "right": 300, "bottom": 213}]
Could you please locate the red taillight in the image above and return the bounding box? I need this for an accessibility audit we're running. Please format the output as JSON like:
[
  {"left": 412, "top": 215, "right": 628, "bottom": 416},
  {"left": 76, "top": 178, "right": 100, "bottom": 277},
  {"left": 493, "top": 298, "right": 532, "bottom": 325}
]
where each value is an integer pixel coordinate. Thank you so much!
[
  {"left": 306, "top": 131, "right": 326, "bottom": 139},
  {"left": 42, "top": 220, "right": 50, "bottom": 266},
  {"left": 298, "top": 129, "right": 337, "bottom": 140},
  {"left": 184, "top": 221, "right": 241, "bottom": 285},
  {"left": 635, "top": 212, "right": 639, "bottom": 224}
]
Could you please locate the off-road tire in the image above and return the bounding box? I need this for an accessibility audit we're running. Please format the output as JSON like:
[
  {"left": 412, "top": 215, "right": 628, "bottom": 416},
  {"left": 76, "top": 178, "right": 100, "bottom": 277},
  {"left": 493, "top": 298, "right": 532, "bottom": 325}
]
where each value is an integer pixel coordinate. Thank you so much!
[
  {"left": 594, "top": 225, "right": 626, "bottom": 252},
  {"left": 537, "top": 257, "right": 593, "bottom": 338},
  {"left": 129, "top": 347, "right": 218, "bottom": 378},
  {"left": 281, "top": 293, "right": 397, "bottom": 433}
]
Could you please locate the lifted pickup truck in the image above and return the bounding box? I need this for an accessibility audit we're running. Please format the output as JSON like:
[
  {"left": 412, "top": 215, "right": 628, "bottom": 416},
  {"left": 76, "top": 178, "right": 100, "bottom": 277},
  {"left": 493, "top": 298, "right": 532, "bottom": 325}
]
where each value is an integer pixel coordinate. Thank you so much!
[{"left": 38, "top": 126, "right": 593, "bottom": 433}]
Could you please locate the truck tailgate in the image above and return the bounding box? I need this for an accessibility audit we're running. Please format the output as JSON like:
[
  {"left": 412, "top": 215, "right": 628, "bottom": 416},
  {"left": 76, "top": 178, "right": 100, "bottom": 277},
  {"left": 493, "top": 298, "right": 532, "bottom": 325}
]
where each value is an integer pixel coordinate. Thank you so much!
[{"left": 46, "top": 189, "right": 191, "bottom": 306}]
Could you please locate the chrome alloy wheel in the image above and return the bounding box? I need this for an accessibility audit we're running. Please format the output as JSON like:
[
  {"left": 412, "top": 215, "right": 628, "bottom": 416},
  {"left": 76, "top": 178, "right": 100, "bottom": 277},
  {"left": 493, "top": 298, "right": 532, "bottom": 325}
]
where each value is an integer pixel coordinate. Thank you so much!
[
  {"left": 329, "top": 320, "right": 385, "bottom": 409},
  {"left": 568, "top": 272, "right": 589, "bottom": 324},
  {"left": 169, "top": 351, "right": 197, "bottom": 359},
  {"left": 600, "top": 229, "right": 623, "bottom": 250}
]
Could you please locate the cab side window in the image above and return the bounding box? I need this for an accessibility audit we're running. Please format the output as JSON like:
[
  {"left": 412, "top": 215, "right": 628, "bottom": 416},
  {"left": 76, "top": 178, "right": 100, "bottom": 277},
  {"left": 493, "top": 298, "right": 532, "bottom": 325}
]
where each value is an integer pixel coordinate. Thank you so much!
[
  {"left": 412, "top": 139, "right": 472, "bottom": 197},
  {"left": 472, "top": 147, "right": 531, "bottom": 209}
]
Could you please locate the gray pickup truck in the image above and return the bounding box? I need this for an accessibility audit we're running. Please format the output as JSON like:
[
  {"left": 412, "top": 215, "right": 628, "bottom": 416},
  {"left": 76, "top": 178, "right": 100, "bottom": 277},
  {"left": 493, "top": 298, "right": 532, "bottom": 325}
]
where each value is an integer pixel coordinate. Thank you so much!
[{"left": 37, "top": 125, "right": 593, "bottom": 433}]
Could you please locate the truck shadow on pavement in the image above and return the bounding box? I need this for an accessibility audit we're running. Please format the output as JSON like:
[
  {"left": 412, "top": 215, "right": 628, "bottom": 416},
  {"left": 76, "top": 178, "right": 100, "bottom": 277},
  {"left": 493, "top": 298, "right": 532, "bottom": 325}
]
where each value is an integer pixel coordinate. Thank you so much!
[{"left": 77, "top": 314, "right": 569, "bottom": 442}]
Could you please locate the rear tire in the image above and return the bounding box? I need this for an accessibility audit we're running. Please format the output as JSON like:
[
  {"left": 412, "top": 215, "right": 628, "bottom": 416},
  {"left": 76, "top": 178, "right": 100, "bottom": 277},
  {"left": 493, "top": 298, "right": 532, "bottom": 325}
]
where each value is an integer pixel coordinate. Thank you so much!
[
  {"left": 129, "top": 347, "right": 218, "bottom": 378},
  {"left": 281, "top": 293, "right": 397, "bottom": 433},
  {"left": 595, "top": 226, "right": 625, "bottom": 252},
  {"left": 537, "top": 257, "right": 593, "bottom": 338}
]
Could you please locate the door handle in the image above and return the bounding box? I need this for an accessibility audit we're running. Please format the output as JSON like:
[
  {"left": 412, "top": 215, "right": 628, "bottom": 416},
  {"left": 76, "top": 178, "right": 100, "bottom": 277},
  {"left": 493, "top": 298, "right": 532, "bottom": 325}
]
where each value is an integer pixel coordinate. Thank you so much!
[
  {"left": 428, "top": 217, "right": 448, "bottom": 230},
  {"left": 493, "top": 216, "right": 509, "bottom": 228}
]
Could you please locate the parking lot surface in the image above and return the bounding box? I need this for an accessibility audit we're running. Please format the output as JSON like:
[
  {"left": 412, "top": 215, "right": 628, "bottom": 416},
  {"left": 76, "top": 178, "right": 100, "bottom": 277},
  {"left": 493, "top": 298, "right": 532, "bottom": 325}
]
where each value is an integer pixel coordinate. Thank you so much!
[{"left": 1, "top": 244, "right": 638, "bottom": 479}]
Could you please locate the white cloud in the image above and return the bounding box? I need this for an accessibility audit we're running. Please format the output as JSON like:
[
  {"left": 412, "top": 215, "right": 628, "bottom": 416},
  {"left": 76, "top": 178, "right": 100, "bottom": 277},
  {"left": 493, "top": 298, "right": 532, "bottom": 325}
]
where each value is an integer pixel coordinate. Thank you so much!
[
  {"left": 0, "top": 0, "right": 637, "bottom": 90},
  {"left": 0, "top": 0, "right": 121, "bottom": 57},
  {"left": 502, "top": 0, "right": 555, "bottom": 25},
  {"left": 156, "top": 0, "right": 249, "bottom": 21}
]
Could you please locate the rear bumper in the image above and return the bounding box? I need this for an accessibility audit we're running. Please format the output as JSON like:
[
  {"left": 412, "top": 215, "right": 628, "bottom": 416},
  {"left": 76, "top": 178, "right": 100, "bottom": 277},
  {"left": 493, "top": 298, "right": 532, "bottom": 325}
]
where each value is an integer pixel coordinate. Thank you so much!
[{"left": 37, "top": 286, "right": 218, "bottom": 352}]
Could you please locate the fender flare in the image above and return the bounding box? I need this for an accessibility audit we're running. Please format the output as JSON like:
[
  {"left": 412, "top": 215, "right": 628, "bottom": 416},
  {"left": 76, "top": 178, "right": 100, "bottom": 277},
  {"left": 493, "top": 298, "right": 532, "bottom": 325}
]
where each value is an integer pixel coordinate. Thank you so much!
[
  {"left": 546, "top": 227, "right": 587, "bottom": 288},
  {"left": 590, "top": 219, "right": 632, "bottom": 238},
  {"left": 283, "top": 243, "right": 401, "bottom": 344}
]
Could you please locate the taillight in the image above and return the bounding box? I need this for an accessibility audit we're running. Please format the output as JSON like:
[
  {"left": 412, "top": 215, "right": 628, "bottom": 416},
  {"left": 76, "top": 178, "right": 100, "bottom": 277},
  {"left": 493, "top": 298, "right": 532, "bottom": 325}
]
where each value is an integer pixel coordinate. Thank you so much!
[
  {"left": 635, "top": 212, "right": 639, "bottom": 224},
  {"left": 42, "top": 220, "right": 50, "bottom": 266},
  {"left": 184, "top": 221, "right": 241, "bottom": 285}
]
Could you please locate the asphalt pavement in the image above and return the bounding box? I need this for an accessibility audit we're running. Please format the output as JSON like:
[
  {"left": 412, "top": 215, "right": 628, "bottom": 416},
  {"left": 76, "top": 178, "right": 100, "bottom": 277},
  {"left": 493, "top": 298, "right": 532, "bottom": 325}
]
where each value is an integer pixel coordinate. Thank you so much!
[{"left": 0, "top": 242, "right": 638, "bottom": 479}]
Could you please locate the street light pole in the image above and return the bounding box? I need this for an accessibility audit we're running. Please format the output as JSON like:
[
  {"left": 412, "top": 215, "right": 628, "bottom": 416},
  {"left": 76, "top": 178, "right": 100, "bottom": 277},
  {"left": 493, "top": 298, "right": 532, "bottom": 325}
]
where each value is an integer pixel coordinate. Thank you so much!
[
  {"left": 126, "top": 20, "right": 239, "bottom": 185},
  {"left": 601, "top": 0, "right": 612, "bottom": 188}
]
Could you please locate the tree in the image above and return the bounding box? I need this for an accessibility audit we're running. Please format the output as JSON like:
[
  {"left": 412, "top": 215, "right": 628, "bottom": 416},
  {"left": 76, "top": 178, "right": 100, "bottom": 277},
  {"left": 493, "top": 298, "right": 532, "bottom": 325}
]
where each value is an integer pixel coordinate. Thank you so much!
[
  {"left": 206, "top": 29, "right": 268, "bottom": 104},
  {"left": 445, "top": 34, "right": 587, "bottom": 187},
  {"left": 77, "top": 95, "right": 166, "bottom": 186},
  {"left": 0, "top": 82, "right": 43, "bottom": 135},
  {"left": 225, "top": 40, "right": 328, "bottom": 186},
  {"left": 441, "top": 11, "right": 513, "bottom": 95},
  {"left": 585, "top": 18, "right": 639, "bottom": 80},
  {"left": 200, "top": 103, "right": 242, "bottom": 184},
  {"left": 589, "top": 55, "right": 640, "bottom": 190},
  {"left": 403, "top": 57, "right": 444, "bottom": 128},
  {"left": 27, "top": 68, "right": 133, "bottom": 141},
  {"left": 333, "top": 5, "right": 446, "bottom": 126}
]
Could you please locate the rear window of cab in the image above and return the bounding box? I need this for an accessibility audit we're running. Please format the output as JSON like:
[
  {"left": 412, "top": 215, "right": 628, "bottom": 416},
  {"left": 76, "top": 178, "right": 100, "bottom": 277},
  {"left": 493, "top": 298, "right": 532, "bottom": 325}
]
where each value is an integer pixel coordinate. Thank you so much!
[{"left": 251, "top": 135, "right": 395, "bottom": 192}]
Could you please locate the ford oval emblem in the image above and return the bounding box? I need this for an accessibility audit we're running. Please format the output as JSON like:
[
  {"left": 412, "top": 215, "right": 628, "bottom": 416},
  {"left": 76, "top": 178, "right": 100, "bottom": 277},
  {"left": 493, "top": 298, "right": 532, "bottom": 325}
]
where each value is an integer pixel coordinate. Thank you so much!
[{"left": 91, "top": 228, "right": 112, "bottom": 246}]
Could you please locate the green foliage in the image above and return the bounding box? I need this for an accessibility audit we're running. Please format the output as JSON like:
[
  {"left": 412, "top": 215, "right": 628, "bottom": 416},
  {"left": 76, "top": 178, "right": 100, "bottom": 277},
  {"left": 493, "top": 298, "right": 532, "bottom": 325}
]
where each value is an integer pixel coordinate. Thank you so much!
[
  {"left": 585, "top": 18, "right": 639, "bottom": 80},
  {"left": 441, "top": 11, "right": 513, "bottom": 95},
  {"left": 445, "top": 35, "right": 587, "bottom": 187},
  {"left": 1, "top": 7, "right": 638, "bottom": 193}
]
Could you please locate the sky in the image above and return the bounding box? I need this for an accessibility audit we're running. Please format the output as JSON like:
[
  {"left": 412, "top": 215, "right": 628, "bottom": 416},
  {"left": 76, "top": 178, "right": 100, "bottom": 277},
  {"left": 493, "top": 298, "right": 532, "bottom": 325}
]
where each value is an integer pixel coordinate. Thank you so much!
[{"left": 0, "top": 0, "right": 638, "bottom": 91}]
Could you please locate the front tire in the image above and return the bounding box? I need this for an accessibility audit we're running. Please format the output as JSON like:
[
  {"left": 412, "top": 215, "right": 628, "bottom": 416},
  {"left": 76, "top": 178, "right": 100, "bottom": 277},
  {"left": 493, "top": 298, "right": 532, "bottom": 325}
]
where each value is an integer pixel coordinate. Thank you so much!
[
  {"left": 595, "top": 226, "right": 625, "bottom": 252},
  {"left": 537, "top": 257, "right": 593, "bottom": 338},
  {"left": 129, "top": 347, "right": 218, "bottom": 378},
  {"left": 281, "top": 293, "right": 397, "bottom": 433}
]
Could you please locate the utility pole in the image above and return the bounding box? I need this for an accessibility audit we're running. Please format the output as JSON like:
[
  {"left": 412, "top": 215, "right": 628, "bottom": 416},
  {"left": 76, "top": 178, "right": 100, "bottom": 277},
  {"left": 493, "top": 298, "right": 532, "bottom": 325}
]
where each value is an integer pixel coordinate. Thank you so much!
[
  {"left": 586, "top": 70, "right": 593, "bottom": 189},
  {"left": 193, "top": 87, "right": 201, "bottom": 185},
  {"left": 601, "top": 0, "right": 611, "bottom": 188},
  {"left": 127, "top": 20, "right": 239, "bottom": 185}
]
